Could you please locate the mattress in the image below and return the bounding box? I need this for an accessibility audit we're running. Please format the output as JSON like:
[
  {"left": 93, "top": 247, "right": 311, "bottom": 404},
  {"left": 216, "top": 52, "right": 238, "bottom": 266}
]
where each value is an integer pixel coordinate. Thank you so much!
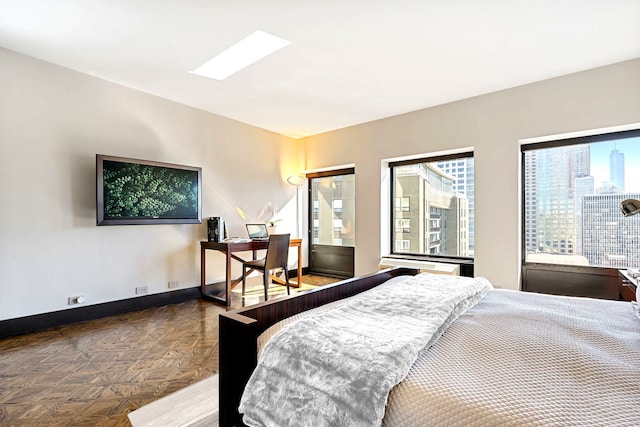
[{"left": 257, "top": 284, "right": 640, "bottom": 426}]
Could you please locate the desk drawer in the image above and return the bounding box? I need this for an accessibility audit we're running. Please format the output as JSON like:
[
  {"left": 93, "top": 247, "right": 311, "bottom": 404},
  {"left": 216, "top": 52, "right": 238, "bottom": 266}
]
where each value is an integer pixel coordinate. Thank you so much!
[
  {"left": 618, "top": 270, "right": 638, "bottom": 302},
  {"left": 619, "top": 282, "right": 636, "bottom": 301}
]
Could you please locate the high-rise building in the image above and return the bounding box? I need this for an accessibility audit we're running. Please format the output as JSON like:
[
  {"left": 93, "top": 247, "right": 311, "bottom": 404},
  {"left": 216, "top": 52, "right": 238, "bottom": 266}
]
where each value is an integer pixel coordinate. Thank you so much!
[
  {"left": 582, "top": 193, "right": 640, "bottom": 268},
  {"left": 393, "top": 164, "right": 469, "bottom": 256},
  {"left": 523, "top": 144, "right": 590, "bottom": 256},
  {"left": 574, "top": 175, "right": 595, "bottom": 255},
  {"left": 436, "top": 158, "right": 475, "bottom": 255},
  {"left": 523, "top": 151, "right": 539, "bottom": 253},
  {"left": 311, "top": 174, "right": 355, "bottom": 247},
  {"left": 609, "top": 148, "right": 625, "bottom": 192}
]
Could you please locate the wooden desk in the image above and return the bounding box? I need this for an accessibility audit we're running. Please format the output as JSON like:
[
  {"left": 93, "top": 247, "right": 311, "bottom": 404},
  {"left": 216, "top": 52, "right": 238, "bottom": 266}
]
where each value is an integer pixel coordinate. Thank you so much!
[{"left": 200, "top": 239, "right": 302, "bottom": 306}]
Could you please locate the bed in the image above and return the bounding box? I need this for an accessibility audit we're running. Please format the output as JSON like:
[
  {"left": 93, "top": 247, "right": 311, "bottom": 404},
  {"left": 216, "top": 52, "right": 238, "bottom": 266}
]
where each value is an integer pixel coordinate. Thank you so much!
[{"left": 218, "top": 267, "right": 640, "bottom": 427}]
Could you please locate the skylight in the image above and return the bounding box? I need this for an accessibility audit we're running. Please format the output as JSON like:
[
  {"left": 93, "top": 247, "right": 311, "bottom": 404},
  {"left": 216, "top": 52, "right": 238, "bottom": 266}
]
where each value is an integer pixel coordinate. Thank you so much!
[{"left": 191, "top": 30, "right": 291, "bottom": 80}]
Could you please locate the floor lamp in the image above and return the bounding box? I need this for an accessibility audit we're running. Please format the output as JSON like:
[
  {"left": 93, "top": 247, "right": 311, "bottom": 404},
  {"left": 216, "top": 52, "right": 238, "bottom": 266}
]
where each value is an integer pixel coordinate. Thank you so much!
[
  {"left": 620, "top": 198, "right": 640, "bottom": 217},
  {"left": 287, "top": 175, "right": 306, "bottom": 238}
]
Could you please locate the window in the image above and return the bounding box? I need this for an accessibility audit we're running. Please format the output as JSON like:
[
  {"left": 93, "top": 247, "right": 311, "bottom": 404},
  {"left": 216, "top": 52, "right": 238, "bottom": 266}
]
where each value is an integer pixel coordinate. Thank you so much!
[
  {"left": 395, "top": 197, "right": 410, "bottom": 212},
  {"left": 396, "top": 240, "right": 411, "bottom": 250},
  {"left": 395, "top": 218, "right": 411, "bottom": 233},
  {"left": 390, "top": 152, "right": 474, "bottom": 258},
  {"left": 310, "top": 171, "right": 355, "bottom": 247},
  {"left": 522, "top": 129, "right": 640, "bottom": 269}
]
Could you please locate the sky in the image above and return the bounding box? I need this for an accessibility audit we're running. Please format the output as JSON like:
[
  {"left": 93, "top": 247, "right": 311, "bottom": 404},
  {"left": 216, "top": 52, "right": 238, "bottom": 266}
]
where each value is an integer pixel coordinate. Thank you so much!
[{"left": 589, "top": 136, "right": 640, "bottom": 193}]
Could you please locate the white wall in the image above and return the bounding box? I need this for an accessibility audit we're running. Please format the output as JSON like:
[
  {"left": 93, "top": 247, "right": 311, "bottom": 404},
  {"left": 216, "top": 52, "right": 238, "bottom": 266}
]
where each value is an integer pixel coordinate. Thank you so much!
[
  {"left": 0, "top": 48, "right": 302, "bottom": 320},
  {"left": 302, "top": 58, "right": 640, "bottom": 290},
  {"left": 2, "top": 48, "right": 638, "bottom": 321}
]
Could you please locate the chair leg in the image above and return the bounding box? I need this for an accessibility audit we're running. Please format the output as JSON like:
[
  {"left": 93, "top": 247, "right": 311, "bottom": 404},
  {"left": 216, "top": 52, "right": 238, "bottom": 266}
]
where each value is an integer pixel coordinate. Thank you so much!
[
  {"left": 284, "top": 267, "right": 290, "bottom": 295},
  {"left": 263, "top": 269, "right": 269, "bottom": 301},
  {"left": 242, "top": 265, "right": 246, "bottom": 295}
]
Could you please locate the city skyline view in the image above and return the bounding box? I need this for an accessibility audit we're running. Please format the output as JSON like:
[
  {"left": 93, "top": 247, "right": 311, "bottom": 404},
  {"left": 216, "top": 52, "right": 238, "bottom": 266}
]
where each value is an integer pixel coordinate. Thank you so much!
[
  {"left": 390, "top": 136, "right": 638, "bottom": 266},
  {"left": 590, "top": 137, "right": 640, "bottom": 192},
  {"left": 392, "top": 156, "right": 474, "bottom": 258},
  {"left": 524, "top": 135, "right": 640, "bottom": 269}
]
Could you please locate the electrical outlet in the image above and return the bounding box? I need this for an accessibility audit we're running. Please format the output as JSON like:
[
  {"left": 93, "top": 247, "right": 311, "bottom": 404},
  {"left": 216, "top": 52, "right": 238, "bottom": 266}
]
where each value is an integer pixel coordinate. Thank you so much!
[
  {"left": 168, "top": 280, "right": 179, "bottom": 289},
  {"left": 68, "top": 295, "right": 85, "bottom": 305},
  {"left": 135, "top": 286, "right": 149, "bottom": 295}
]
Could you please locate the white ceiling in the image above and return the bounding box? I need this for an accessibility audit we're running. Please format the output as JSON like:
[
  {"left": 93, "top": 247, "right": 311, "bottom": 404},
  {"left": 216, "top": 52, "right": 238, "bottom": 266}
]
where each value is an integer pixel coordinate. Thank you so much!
[{"left": 1, "top": 1, "right": 639, "bottom": 139}]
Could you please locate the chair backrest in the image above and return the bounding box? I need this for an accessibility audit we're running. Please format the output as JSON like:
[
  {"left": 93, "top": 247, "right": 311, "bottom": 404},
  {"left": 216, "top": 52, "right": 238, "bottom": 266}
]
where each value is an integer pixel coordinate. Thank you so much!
[{"left": 265, "top": 234, "right": 290, "bottom": 270}]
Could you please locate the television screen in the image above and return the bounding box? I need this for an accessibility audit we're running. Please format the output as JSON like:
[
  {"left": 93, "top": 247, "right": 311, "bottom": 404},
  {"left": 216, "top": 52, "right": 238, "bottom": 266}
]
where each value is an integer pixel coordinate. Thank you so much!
[{"left": 96, "top": 154, "right": 202, "bottom": 225}]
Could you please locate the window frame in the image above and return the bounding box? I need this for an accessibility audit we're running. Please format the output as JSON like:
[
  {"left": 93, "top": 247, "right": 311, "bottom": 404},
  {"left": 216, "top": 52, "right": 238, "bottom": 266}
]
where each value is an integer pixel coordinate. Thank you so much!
[
  {"left": 520, "top": 128, "right": 640, "bottom": 289},
  {"left": 307, "top": 167, "right": 355, "bottom": 247},
  {"left": 389, "top": 151, "right": 474, "bottom": 262}
]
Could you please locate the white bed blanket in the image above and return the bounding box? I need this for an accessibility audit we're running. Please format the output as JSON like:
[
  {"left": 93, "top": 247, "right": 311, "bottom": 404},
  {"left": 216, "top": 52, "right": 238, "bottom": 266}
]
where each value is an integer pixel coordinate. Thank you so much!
[{"left": 239, "top": 273, "right": 493, "bottom": 427}]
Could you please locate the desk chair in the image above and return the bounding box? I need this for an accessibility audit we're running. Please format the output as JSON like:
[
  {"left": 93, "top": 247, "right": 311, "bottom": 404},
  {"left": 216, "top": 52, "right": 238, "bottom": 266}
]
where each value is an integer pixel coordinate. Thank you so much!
[{"left": 242, "top": 234, "right": 291, "bottom": 301}]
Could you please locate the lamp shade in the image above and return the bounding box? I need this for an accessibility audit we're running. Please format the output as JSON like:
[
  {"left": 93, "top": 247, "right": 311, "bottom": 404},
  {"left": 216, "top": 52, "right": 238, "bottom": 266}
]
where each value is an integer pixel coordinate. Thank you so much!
[
  {"left": 287, "top": 175, "right": 305, "bottom": 186},
  {"left": 620, "top": 198, "right": 640, "bottom": 217}
]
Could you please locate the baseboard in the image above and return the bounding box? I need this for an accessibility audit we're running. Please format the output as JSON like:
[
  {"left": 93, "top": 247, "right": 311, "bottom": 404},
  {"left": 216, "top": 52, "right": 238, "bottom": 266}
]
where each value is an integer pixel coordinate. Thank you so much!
[
  {"left": 0, "top": 287, "right": 202, "bottom": 339},
  {"left": 290, "top": 266, "right": 309, "bottom": 278},
  {"left": 2, "top": 268, "right": 312, "bottom": 339}
]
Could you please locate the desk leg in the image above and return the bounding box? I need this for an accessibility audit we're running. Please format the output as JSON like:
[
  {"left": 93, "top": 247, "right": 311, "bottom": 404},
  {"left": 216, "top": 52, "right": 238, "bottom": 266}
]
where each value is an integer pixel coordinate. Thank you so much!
[
  {"left": 225, "top": 249, "right": 232, "bottom": 306},
  {"left": 200, "top": 245, "right": 206, "bottom": 295},
  {"left": 297, "top": 244, "right": 302, "bottom": 286}
]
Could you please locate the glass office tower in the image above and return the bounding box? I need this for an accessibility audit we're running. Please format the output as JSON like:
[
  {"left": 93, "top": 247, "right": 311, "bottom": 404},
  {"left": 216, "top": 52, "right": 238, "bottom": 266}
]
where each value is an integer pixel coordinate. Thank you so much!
[
  {"left": 524, "top": 144, "right": 590, "bottom": 256},
  {"left": 609, "top": 148, "right": 625, "bottom": 192},
  {"left": 437, "top": 158, "right": 475, "bottom": 256}
]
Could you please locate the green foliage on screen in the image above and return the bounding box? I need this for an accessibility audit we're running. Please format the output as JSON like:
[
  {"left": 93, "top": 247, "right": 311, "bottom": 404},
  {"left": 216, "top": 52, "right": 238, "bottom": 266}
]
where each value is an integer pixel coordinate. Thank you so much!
[{"left": 103, "top": 161, "right": 199, "bottom": 219}]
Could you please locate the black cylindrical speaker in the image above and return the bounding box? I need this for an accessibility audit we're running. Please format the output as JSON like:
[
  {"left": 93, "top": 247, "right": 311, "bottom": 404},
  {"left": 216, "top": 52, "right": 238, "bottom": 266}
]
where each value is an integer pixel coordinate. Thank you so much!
[{"left": 207, "top": 217, "right": 225, "bottom": 242}]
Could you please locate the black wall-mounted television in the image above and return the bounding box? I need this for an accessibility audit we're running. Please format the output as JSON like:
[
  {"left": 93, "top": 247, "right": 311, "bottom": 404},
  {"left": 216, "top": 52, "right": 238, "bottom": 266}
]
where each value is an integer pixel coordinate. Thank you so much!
[{"left": 96, "top": 154, "right": 202, "bottom": 226}]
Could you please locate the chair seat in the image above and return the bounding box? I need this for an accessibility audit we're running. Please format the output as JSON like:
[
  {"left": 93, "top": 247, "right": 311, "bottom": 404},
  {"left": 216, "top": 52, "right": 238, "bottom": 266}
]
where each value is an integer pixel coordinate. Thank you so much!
[{"left": 245, "top": 258, "right": 266, "bottom": 269}]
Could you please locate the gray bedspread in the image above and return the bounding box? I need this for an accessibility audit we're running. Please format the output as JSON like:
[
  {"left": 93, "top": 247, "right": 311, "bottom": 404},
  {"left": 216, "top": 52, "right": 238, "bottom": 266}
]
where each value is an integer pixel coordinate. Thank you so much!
[{"left": 384, "top": 289, "right": 640, "bottom": 426}]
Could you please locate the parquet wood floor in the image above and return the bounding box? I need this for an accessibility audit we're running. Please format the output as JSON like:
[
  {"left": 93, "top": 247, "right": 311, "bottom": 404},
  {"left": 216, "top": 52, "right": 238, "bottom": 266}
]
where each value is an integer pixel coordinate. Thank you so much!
[{"left": 0, "top": 275, "right": 338, "bottom": 426}]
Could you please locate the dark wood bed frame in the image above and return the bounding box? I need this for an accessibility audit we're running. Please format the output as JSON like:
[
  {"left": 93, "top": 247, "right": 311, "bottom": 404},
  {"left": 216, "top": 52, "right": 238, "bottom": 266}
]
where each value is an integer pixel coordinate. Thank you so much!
[{"left": 218, "top": 267, "right": 419, "bottom": 427}]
